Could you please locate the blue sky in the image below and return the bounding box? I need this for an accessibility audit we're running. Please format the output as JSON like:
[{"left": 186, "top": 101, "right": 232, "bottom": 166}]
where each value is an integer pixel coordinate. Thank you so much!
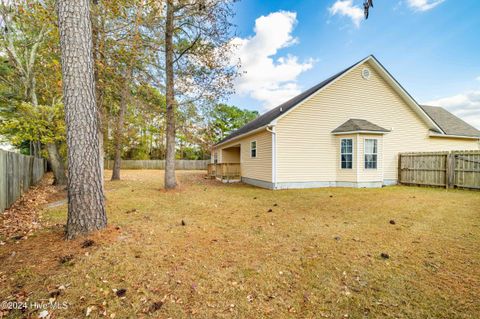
[{"left": 227, "top": 0, "right": 480, "bottom": 128}]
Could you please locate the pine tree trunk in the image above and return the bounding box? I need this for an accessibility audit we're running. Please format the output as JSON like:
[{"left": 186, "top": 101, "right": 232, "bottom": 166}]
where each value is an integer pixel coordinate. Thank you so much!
[
  {"left": 111, "top": 3, "right": 143, "bottom": 181},
  {"left": 111, "top": 78, "right": 128, "bottom": 180},
  {"left": 91, "top": 0, "right": 106, "bottom": 194},
  {"left": 57, "top": 0, "right": 107, "bottom": 239},
  {"left": 164, "top": 0, "right": 176, "bottom": 189},
  {"left": 46, "top": 143, "right": 67, "bottom": 186}
]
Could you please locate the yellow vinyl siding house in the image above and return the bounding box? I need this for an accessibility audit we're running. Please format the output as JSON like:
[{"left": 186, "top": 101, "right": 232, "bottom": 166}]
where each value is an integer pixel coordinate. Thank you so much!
[{"left": 212, "top": 55, "right": 480, "bottom": 189}]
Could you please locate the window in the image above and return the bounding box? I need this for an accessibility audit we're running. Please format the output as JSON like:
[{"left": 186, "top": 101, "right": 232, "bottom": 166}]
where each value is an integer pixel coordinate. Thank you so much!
[
  {"left": 364, "top": 139, "right": 378, "bottom": 169},
  {"left": 250, "top": 141, "right": 257, "bottom": 158},
  {"left": 340, "top": 139, "right": 353, "bottom": 169},
  {"left": 214, "top": 151, "right": 218, "bottom": 164}
]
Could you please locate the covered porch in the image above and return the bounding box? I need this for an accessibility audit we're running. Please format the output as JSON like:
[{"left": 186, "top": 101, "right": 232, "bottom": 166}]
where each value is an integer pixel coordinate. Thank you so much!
[{"left": 208, "top": 144, "right": 241, "bottom": 182}]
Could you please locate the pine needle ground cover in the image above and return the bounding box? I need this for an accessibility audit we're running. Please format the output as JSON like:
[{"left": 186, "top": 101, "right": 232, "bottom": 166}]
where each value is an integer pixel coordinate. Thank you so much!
[{"left": 1, "top": 170, "right": 479, "bottom": 318}]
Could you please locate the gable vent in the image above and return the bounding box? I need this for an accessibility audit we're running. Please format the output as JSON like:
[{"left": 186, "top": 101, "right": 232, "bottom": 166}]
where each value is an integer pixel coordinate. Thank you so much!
[{"left": 361, "top": 68, "right": 371, "bottom": 80}]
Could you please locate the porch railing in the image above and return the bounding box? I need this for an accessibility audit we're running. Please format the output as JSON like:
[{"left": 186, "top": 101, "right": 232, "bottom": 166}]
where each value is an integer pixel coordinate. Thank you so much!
[
  {"left": 207, "top": 163, "right": 241, "bottom": 182},
  {"left": 207, "top": 163, "right": 216, "bottom": 177}
]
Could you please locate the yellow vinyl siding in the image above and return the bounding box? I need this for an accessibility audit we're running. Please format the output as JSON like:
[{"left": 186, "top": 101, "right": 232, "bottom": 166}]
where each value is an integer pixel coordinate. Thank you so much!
[
  {"left": 276, "top": 60, "right": 479, "bottom": 183},
  {"left": 221, "top": 147, "right": 240, "bottom": 163},
  {"left": 215, "top": 130, "right": 272, "bottom": 182}
]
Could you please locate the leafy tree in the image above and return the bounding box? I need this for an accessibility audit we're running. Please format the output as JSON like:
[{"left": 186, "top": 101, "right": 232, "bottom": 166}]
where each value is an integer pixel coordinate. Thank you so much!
[
  {"left": 0, "top": 1, "right": 50, "bottom": 107},
  {"left": 122, "top": 84, "right": 166, "bottom": 160},
  {"left": 0, "top": 0, "right": 66, "bottom": 184},
  {"left": 208, "top": 104, "right": 259, "bottom": 142},
  {"left": 163, "top": 0, "right": 238, "bottom": 189},
  {"left": 109, "top": 0, "right": 161, "bottom": 180},
  {"left": 0, "top": 101, "right": 66, "bottom": 184}
]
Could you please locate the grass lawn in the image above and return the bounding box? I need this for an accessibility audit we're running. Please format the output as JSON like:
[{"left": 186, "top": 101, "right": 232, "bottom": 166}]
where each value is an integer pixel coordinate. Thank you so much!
[{"left": 1, "top": 170, "right": 479, "bottom": 318}]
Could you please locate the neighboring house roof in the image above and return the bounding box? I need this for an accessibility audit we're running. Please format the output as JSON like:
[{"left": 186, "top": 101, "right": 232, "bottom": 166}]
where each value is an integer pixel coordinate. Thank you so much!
[
  {"left": 420, "top": 105, "right": 480, "bottom": 138},
  {"left": 215, "top": 55, "right": 476, "bottom": 147},
  {"left": 332, "top": 119, "right": 390, "bottom": 134}
]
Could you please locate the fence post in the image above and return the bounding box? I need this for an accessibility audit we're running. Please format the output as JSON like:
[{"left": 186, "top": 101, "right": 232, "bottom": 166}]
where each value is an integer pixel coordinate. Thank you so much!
[
  {"left": 397, "top": 154, "right": 402, "bottom": 185},
  {"left": 446, "top": 152, "right": 455, "bottom": 189}
]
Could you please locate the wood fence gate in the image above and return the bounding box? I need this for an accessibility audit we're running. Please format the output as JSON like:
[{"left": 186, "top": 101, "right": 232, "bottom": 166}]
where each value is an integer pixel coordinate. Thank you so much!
[{"left": 398, "top": 151, "right": 480, "bottom": 190}]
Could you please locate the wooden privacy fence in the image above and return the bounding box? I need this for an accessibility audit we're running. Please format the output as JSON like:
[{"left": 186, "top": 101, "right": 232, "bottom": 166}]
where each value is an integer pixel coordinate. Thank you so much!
[
  {"left": 0, "top": 150, "right": 46, "bottom": 212},
  {"left": 398, "top": 150, "right": 480, "bottom": 190},
  {"left": 104, "top": 159, "right": 210, "bottom": 170}
]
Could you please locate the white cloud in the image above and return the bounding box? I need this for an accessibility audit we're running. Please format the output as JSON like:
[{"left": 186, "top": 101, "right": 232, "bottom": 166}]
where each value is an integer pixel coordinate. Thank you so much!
[
  {"left": 328, "top": 0, "right": 364, "bottom": 28},
  {"left": 476, "top": 76, "right": 480, "bottom": 82},
  {"left": 426, "top": 90, "right": 480, "bottom": 129},
  {"left": 406, "top": 0, "right": 445, "bottom": 12},
  {"left": 231, "top": 11, "right": 314, "bottom": 109}
]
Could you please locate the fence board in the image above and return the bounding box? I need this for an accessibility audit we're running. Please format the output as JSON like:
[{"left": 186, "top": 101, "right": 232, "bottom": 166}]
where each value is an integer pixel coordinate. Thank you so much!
[
  {"left": 104, "top": 159, "right": 210, "bottom": 170},
  {"left": 454, "top": 152, "right": 480, "bottom": 189},
  {"left": 0, "top": 150, "right": 46, "bottom": 213},
  {"left": 399, "top": 151, "right": 480, "bottom": 190}
]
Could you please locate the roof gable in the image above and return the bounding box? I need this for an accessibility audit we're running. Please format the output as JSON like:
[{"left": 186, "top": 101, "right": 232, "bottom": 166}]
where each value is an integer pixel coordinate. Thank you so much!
[
  {"left": 214, "top": 58, "right": 361, "bottom": 146},
  {"left": 216, "top": 55, "right": 446, "bottom": 146}
]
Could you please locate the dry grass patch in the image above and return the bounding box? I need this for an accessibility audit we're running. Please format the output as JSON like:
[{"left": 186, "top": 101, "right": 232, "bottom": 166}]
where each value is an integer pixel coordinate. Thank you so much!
[{"left": 1, "top": 170, "right": 479, "bottom": 318}]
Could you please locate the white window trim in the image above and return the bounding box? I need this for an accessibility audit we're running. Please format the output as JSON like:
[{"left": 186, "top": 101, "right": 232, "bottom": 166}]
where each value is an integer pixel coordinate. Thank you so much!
[
  {"left": 250, "top": 140, "right": 257, "bottom": 158},
  {"left": 364, "top": 138, "right": 378, "bottom": 170},
  {"left": 340, "top": 138, "right": 354, "bottom": 170}
]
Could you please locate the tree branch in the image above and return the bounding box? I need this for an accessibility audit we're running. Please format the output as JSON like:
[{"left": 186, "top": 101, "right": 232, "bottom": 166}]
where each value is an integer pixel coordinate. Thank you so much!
[{"left": 173, "top": 33, "right": 200, "bottom": 64}]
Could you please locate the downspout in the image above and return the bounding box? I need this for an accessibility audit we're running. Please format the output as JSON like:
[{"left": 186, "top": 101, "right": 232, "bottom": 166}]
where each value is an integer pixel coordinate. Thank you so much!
[{"left": 266, "top": 125, "right": 276, "bottom": 189}]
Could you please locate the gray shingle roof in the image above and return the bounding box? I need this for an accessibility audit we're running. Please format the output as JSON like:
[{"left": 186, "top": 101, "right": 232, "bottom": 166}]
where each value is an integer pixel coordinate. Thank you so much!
[
  {"left": 420, "top": 105, "right": 480, "bottom": 137},
  {"left": 332, "top": 119, "right": 390, "bottom": 133},
  {"left": 215, "top": 57, "right": 367, "bottom": 145}
]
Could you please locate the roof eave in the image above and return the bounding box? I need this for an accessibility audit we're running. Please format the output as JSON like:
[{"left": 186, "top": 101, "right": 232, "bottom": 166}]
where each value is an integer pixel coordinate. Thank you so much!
[
  {"left": 213, "top": 125, "right": 269, "bottom": 148},
  {"left": 429, "top": 132, "right": 480, "bottom": 140}
]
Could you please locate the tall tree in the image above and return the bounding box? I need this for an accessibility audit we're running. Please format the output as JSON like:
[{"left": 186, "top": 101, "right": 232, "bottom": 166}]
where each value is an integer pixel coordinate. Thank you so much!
[
  {"left": 162, "top": 0, "right": 238, "bottom": 189},
  {"left": 57, "top": 0, "right": 107, "bottom": 239},
  {"left": 164, "top": 0, "right": 176, "bottom": 188},
  {"left": 0, "top": 0, "right": 67, "bottom": 185},
  {"left": 111, "top": 0, "right": 146, "bottom": 180}
]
